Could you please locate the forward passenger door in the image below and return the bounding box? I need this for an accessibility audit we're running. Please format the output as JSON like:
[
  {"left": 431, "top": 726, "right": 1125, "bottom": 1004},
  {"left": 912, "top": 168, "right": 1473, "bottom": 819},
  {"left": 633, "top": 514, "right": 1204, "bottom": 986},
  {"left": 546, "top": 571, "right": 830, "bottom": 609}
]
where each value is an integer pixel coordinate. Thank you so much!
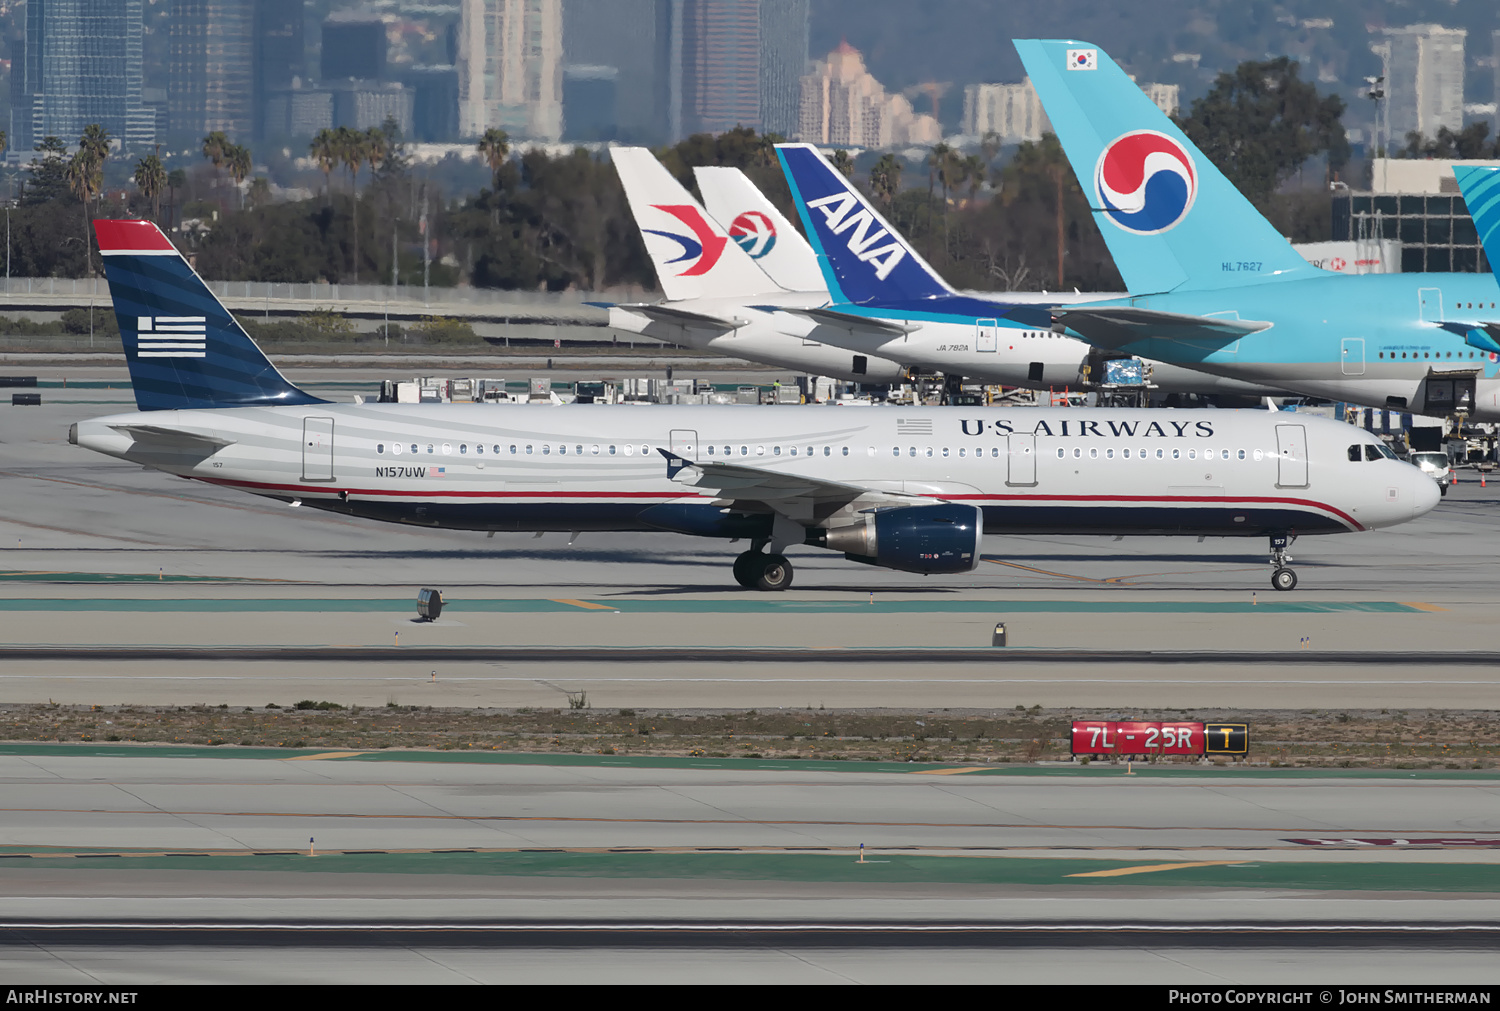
[{"left": 1275, "top": 424, "right": 1308, "bottom": 488}]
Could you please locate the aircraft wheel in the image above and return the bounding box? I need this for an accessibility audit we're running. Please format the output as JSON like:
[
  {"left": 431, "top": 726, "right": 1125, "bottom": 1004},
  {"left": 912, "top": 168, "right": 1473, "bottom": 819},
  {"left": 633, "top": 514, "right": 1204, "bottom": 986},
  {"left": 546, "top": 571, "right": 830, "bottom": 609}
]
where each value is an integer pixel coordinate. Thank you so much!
[
  {"left": 1271, "top": 567, "right": 1298, "bottom": 592},
  {"left": 754, "top": 554, "right": 794, "bottom": 591},
  {"left": 1440, "top": 485, "right": 1448, "bottom": 497},
  {"left": 732, "top": 551, "right": 760, "bottom": 589}
]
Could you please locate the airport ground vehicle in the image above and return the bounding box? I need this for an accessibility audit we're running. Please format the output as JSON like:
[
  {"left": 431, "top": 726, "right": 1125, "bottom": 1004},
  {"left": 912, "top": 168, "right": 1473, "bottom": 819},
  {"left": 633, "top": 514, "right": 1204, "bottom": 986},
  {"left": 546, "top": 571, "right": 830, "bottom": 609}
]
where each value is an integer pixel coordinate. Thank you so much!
[
  {"left": 70, "top": 220, "right": 1440, "bottom": 592},
  {"left": 1410, "top": 452, "right": 1454, "bottom": 495}
]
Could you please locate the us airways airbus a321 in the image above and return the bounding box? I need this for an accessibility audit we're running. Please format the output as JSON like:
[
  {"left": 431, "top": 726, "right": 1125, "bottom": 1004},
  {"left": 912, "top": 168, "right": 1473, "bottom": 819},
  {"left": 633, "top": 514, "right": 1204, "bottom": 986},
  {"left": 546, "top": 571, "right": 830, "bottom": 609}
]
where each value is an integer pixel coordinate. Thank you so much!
[{"left": 70, "top": 220, "right": 1439, "bottom": 592}]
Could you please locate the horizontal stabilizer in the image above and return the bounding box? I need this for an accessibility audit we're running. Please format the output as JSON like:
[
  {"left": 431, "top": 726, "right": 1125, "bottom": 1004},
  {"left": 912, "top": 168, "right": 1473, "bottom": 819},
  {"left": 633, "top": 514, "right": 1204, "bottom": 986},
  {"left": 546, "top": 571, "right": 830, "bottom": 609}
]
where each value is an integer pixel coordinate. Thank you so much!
[
  {"left": 775, "top": 307, "right": 917, "bottom": 337},
  {"left": 1053, "top": 306, "right": 1271, "bottom": 349},
  {"left": 110, "top": 424, "right": 236, "bottom": 449},
  {"left": 621, "top": 303, "right": 747, "bottom": 330}
]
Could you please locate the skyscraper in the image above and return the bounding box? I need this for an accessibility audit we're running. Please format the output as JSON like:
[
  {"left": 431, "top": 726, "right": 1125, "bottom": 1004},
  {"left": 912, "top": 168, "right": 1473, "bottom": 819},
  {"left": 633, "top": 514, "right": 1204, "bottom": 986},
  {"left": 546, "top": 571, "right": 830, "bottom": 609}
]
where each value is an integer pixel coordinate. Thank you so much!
[
  {"left": 1381, "top": 24, "right": 1467, "bottom": 145},
  {"left": 168, "top": 0, "right": 255, "bottom": 143},
  {"left": 17, "top": 0, "right": 154, "bottom": 152},
  {"left": 681, "top": 0, "right": 759, "bottom": 135},
  {"left": 562, "top": 0, "right": 657, "bottom": 141},
  {"left": 457, "top": 0, "right": 563, "bottom": 141},
  {"left": 254, "top": 0, "right": 306, "bottom": 142},
  {"left": 757, "top": 0, "right": 807, "bottom": 138}
]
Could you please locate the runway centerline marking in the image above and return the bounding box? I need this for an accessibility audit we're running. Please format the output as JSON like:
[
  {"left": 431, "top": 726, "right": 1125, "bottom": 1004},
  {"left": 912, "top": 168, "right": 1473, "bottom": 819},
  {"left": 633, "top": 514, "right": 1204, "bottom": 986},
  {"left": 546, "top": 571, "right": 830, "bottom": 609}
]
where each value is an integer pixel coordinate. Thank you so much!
[{"left": 1065, "top": 860, "right": 1253, "bottom": 878}]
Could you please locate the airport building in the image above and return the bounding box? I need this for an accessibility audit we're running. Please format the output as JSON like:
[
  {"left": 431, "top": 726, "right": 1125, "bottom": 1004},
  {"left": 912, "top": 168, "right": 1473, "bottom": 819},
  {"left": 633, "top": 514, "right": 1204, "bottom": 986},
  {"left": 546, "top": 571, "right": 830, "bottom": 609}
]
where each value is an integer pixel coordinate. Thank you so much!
[
  {"left": 14, "top": 0, "right": 155, "bottom": 153},
  {"left": 1334, "top": 158, "right": 1499, "bottom": 274}
]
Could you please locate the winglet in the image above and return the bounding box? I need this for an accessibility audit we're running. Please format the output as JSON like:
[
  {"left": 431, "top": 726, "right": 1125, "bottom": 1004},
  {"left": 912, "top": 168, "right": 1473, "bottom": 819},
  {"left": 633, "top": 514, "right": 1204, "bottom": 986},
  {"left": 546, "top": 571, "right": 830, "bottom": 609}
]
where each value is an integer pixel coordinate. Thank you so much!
[
  {"left": 1454, "top": 166, "right": 1500, "bottom": 286},
  {"left": 657, "top": 447, "right": 694, "bottom": 479}
]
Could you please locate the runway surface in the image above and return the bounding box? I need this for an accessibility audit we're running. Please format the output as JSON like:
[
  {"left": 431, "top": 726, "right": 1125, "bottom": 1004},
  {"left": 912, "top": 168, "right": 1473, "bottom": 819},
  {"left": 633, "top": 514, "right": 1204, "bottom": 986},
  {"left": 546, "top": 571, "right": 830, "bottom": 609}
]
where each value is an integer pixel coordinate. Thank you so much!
[
  {"left": 0, "top": 747, "right": 1497, "bottom": 982},
  {"left": 5, "top": 369, "right": 1500, "bottom": 981}
]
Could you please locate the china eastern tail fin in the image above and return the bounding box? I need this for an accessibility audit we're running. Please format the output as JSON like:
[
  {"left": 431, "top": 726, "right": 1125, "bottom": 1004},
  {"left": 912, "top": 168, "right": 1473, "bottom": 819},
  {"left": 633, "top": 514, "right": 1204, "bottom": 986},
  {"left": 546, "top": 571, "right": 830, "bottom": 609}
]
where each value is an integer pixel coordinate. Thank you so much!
[
  {"left": 94, "top": 220, "right": 324, "bottom": 412},
  {"left": 693, "top": 166, "right": 826, "bottom": 294},
  {"left": 775, "top": 143, "right": 953, "bottom": 305},
  {"left": 1015, "top": 39, "right": 1318, "bottom": 293},
  {"left": 611, "top": 147, "right": 785, "bottom": 302},
  {"left": 1455, "top": 165, "right": 1500, "bottom": 287}
]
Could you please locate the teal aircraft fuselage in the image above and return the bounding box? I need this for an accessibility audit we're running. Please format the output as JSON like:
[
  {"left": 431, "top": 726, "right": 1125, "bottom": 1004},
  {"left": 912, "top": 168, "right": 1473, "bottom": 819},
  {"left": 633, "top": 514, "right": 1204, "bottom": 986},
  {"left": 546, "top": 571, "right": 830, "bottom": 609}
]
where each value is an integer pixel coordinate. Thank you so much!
[{"left": 1072, "top": 272, "right": 1500, "bottom": 419}]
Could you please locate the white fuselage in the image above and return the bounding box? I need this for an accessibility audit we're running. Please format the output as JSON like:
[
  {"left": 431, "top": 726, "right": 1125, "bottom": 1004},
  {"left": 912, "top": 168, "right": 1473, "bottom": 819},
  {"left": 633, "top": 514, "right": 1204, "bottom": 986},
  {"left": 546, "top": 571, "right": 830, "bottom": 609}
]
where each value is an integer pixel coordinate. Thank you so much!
[{"left": 72, "top": 404, "right": 1437, "bottom": 542}]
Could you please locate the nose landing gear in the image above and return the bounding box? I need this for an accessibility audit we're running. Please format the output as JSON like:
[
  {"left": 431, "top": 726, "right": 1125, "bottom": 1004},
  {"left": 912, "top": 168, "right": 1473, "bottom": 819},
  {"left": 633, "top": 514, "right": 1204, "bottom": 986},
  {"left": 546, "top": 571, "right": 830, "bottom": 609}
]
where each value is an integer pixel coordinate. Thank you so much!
[
  {"left": 1269, "top": 533, "right": 1297, "bottom": 591},
  {"left": 733, "top": 545, "right": 795, "bottom": 591}
]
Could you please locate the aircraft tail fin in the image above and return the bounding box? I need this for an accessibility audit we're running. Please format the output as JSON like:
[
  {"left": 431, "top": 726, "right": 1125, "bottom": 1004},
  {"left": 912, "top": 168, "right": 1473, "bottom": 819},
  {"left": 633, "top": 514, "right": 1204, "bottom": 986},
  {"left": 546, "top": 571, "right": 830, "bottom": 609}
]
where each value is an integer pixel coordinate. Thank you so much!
[
  {"left": 693, "top": 166, "right": 826, "bottom": 294},
  {"left": 1015, "top": 39, "right": 1319, "bottom": 293},
  {"left": 94, "top": 220, "right": 324, "bottom": 412},
  {"left": 775, "top": 142, "right": 953, "bottom": 305},
  {"left": 610, "top": 147, "right": 784, "bottom": 302},
  {"left": 1455, "top": 165, "right": 1500, "bottom": 287}
]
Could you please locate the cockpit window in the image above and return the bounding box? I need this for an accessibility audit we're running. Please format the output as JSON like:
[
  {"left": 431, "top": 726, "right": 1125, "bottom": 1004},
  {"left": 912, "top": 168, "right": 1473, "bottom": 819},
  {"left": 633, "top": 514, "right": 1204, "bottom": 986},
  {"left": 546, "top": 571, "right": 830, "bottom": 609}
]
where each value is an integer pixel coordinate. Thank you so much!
[
  {"left": 1366, "top": 443, "right": 1396, "bottom": 461},
  {"left": 1348, "top": 445, "right": 1361, "bottom": 462}
]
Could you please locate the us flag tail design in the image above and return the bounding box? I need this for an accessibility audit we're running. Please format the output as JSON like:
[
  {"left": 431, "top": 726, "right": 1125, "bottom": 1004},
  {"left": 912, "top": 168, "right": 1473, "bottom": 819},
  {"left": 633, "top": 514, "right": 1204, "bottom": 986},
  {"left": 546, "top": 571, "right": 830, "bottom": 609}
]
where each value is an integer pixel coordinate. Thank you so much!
[{"left": 93, "top": 219, "right": 324, "bottom": 411}]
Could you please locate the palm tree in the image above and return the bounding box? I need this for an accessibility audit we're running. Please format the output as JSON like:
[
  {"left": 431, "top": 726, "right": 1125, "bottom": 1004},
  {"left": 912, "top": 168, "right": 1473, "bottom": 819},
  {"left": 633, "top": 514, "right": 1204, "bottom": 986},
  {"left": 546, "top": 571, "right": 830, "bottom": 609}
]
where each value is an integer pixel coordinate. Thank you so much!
[
  {"left": 309, "top": 128, "right": 338, "bottom": 204},
  {"left": 338, "top": 127, "right": 370, "bottom": 281},
  {"left": 868, "top": 154, "right": 902, "bottom": 208},
  {"left": 65, "top": 148, "right": 103, "bottom": 276},
  {"left": 201, "top": 130, "right": 229, "bottom": 208},
  {"left": 133, "top": 150, "right": 167, "bottom": 223},
  {"left": 477, "top": 128, "right": 509, "bottom": 226},
  {"left": 166, "top": 168, "right": 187, "bottom": 229},
  {"left": 225, "top": 144, "right": 252, "bottom": 209},
  {"left": 831, "top": 149, "right": 854, "bottom": 178},
  {"left": 477, "top": 128, "right": 510, "bottom": 191}
]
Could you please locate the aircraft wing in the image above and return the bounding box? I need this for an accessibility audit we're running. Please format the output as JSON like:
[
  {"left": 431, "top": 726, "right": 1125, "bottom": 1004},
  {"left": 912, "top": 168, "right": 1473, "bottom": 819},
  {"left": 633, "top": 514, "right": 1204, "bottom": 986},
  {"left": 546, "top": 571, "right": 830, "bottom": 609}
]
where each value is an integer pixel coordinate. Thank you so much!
[
  {"left": 617, "top": 303, "right": 748, "bottom": 331},
  {"left": 769, "top": 306, "right": 917, "bottom": 337},
  {"left": 658, "top": 449, "right": 931, "bottom": 524},
  {"left": 110, "top": 424, "right": 236, "bottom": 449},
  {"left": 1437, "top": 320, "right": 1500, "bottom": 355},
  {"left": 1052, "top": 306, "right": 1272, "bottom": 349}
]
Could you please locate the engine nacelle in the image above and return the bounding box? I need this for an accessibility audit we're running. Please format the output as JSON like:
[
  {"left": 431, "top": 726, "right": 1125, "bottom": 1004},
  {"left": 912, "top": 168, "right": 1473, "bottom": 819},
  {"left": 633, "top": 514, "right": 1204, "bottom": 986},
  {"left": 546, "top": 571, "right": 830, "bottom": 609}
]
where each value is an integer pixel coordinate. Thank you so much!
[{"left": 819, "top": 504, "right": 983, "bottom": 574}]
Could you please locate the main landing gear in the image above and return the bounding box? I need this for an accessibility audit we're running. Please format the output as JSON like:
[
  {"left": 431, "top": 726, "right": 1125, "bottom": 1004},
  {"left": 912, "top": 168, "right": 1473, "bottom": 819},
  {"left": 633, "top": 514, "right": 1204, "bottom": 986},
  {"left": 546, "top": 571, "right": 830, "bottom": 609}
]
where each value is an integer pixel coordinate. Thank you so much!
[
  {"left": 733, "top": 545, "right": 794, "bottom": 591},
  {"left": 1269, "top": 533, "right": 1297, "bottom": 592}
]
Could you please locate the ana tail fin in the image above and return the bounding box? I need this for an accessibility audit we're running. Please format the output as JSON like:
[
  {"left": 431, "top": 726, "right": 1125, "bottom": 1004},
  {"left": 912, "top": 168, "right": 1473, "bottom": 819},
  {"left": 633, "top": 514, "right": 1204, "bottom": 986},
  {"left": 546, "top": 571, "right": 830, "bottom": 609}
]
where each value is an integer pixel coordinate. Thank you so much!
[
  {"left": 1015, "top": 39, "right": 1318, "bottom": 293},
  {"left": 610, "top": 147, "right": 784, "bottom": 301},
  {"left": 775, "top": 142, "right": 952, "bottom": 305},
  {"left": 1455, "top": 166, "right": 1500, "bottom": 287},
  {"left": 94, "top": 220, "right": 324, "bottom": 412},
  {"left": 693, "top": 166, "right": 826, "bottom": 294}
]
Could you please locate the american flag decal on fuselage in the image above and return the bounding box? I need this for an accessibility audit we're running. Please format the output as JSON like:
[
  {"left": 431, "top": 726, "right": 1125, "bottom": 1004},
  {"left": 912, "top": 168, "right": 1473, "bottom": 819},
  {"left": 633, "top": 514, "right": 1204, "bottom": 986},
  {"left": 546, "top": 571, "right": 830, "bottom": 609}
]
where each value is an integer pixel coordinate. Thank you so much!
[{"left": 136, "top": 316, "right": 207, "bottom": 358}]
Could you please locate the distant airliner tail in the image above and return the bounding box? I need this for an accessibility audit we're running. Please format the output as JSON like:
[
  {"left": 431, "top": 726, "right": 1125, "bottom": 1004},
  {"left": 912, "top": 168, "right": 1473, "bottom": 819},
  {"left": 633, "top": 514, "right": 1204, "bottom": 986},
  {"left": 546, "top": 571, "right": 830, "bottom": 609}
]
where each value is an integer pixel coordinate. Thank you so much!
[
  {"left": 694, "top": 166, "right": 826, "bottom": 294},
  {"left": 611, "top": 147, "right": 785, "bottom": 302},
  {"left": 1454, "top": 165, "right": 1500, "bottom": 287},
  {"left": 775, "top": 143, "right": 953, "bottom": 305},
  {"left": 1015, "top": 39, "right": 1318, "bottom": 293},
  {"left": 94, "top": 220, "right": 324, "bottom": 412}
]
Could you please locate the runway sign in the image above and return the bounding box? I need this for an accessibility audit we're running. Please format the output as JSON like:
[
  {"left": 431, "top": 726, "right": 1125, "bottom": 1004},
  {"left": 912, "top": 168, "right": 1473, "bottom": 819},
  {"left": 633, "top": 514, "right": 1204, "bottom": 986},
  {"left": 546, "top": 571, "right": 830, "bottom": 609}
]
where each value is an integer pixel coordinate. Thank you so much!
[
  {"left": 1070, "top": 720, "right": 1208, "bottom": 756},
  {"left": 1203, "top": 722, "right": 1249, "bottom": 755}
]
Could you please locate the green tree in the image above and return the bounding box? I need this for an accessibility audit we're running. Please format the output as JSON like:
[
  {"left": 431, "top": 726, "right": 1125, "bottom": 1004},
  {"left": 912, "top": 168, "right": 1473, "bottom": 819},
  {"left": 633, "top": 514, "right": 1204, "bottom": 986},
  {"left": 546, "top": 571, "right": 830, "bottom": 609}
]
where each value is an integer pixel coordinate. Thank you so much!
[
  {"left": 133, "top": 151, "right": 167, "bottom": 223},
  {"left": 201, "top": 130, "right": 230, "bottom": 207},
  {"left": 830, "top": 149, "right": 854, "bottom": 178},
  {"left": 337, "top": 127, "right": 370, "bottom": 281},
  {"left": 309, "top": 128, "right": 339, "bottom": 203},
  {"left": 868, "top": 153, "right": 903, "bottom": 207},
  {"left": 166, "top": 168, "right": 187, "bottom": 228},
  {"left": 23, "top": 136, "right": 69, "bottom": 205},
  {"left": 65, "top": 148, "right": 103, "bottom": 276},
  {"left": 1177, "top": 56, "right": 1348, "bottom": 202}
]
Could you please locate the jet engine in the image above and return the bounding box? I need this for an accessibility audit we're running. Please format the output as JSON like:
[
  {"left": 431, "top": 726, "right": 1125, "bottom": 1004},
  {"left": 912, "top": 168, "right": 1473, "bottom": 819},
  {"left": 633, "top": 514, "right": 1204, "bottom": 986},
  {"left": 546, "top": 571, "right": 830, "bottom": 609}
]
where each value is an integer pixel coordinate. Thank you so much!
[{"left": 815, "top": 504, "right": 983, "bottom": 574}]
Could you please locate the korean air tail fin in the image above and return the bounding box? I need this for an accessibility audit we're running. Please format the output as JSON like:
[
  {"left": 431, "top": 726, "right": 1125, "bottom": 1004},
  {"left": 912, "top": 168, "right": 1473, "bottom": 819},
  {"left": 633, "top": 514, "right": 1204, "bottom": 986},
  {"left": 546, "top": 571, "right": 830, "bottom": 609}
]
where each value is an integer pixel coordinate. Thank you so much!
[
  {"left": 1455, "top": 166, "right": 1500, "bottom": 287},
  {"left": 775, "top": 143, "right": 953, "bottom": 305},
  {"left": 1015, "top": 39, "right": 1318, "bottom": 293},
  {"left": 94, "top": 220, "right": 325, "bottom": 412},
  {"left": 610, "top": 147, "right": 785, "bottom": 302},
  {"left": 693, "top": 166, "right": 826, "bottom": 294}
]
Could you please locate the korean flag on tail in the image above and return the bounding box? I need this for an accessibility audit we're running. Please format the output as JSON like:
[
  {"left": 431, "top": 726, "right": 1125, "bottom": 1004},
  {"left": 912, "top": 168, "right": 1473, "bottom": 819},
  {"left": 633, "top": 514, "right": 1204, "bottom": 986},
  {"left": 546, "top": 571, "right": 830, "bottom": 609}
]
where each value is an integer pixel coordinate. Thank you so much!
[{"left": 1067, "top": 48, "right": 1097, "bottom": 71}]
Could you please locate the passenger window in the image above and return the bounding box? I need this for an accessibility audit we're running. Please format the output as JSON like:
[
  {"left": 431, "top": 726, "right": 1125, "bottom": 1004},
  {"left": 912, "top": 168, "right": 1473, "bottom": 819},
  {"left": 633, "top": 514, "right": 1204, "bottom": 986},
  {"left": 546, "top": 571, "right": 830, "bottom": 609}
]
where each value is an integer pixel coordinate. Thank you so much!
[
  {"left": 1106, "top": 448, "right": 1114, "bottom": 459},
  {"left": 460, "top": 444, "right": 467, "bottom": 454},
  {"left": 377, "top": 443, "right": 385, "bottom": 454},
  {"left": 641, "top": 445, "right": 650, "bottom": 456},
  {"left": 1089, "top": 447, "right": 1097, "bottom": 459},
  {"left": 543, "top": 444, "right": 550, "bottom": 455},
  {"left": 991, "top": 447, "right": 999, "bottom": 458},
  {"left": 773, "top": 446, "right": 782, "bottom": 456},
  {"left": 1253, "top": 449, "right": 1264, "bottom": 461},
  {"left": 1057, "top": 448, "right": 1065, "bottom": 459},
  {"left": 842, "top": 447, "right": 849, "bottom": 456},
  {"left": 1237, "top": 449, "right": 1246, "bottom": 460},
  {"left": 411, "top": 444, "right": 419, "bottom": 454},
  {"left": 756, "top": 446, "right": 765, "bottom": 456},
  {"left": 609, "top": 445, "right": 616, "bottom": 455},
  {"left": 942, "top": 447, "right": 950, "bottom": 457},
  {"left": 707, "top": 445, "right": 715, "bottom": 456},
  {"left": 623, "top": 445, "right": 633, "bottom": 456},
  {"left": 893, "top": 447, "right": 900, "bottom": 457},
  {"left": 1365, "top": 444, "right": 1383, "bottom": 461},
  {"left": 1122, "top": 448, "right": 1130, "bottom": 458},
  {"left": 392, "top": 443, "right": 402, "bottom": 455},
  {"left": 476, "top": 444, "right": 484, "bottom": 454},
  {"left": 925, "top": 447, "right": 933, "bottom": 457},
  {"left": 1188, "top": 449, "right": 1196, "bottom": 460},
  {"left": 1155, "top": 448, "right": 1164, "bottom": 459},
  {"left": 576, "top": 445, "right": 583, "bottom": 455},
  {"left": 526, "top": 445, "right": 534, "bottom": 455},
  {"left": 741, "top": 446, "right": 748, "bottom": 456},
  {"left": 1072, "top": 447, "right": 1081, "bottom": 459},
  {"left": 959, "top": 447, "right": 966, "bottom": 458},
  {"left": 1171, "top": 448, "right": 1179, "bottom": 460},
  {"left": 559, "top": 445, "right": 567, "bottom": 455},
  {"left": 442, "top": 443, "right": 452, "bottom": 455}
]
